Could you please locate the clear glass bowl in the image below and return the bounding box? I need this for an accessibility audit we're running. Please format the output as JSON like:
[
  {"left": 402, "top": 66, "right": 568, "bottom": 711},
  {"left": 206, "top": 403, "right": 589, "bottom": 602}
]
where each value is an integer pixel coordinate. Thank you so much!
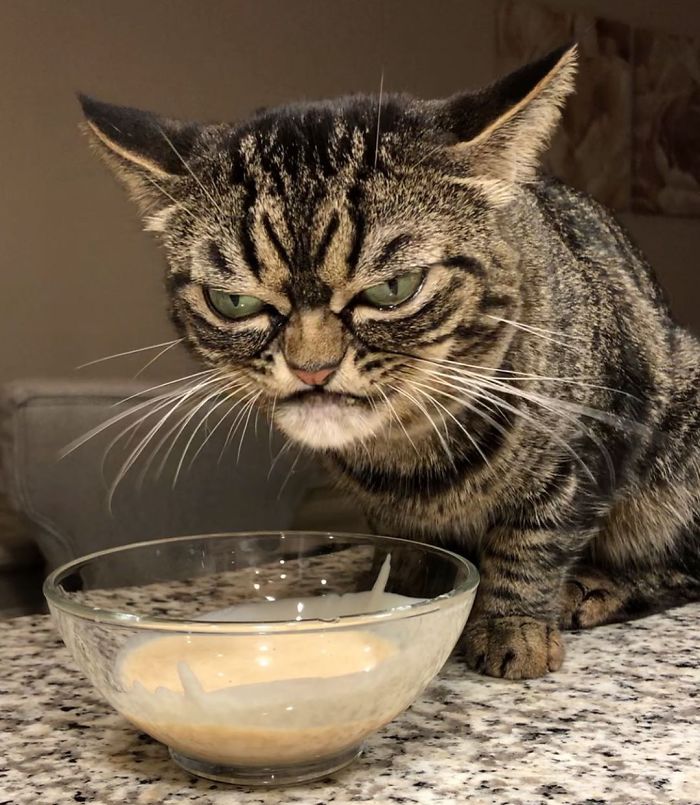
[{"left": 44, "top": 531, "right": 479, "bottom": 786}]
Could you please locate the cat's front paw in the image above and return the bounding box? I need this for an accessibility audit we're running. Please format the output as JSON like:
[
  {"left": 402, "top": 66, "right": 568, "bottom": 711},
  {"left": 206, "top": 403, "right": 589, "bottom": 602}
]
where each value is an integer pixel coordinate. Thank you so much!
[{"left": 462, "top": 616, "right": 564, "bottom": 679}]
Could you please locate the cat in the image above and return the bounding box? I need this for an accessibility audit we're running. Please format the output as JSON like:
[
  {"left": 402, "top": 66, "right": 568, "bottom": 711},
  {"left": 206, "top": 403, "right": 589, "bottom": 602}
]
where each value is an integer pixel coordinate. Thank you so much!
[{"left": 79, "top": 44, "right": 699, "bottom": 679}]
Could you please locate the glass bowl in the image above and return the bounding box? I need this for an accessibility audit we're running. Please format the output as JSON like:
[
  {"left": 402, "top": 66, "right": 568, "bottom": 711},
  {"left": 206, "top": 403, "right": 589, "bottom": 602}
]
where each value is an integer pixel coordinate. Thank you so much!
[{"left": 44, "top": 531, "right": 479, "bottom": 786}]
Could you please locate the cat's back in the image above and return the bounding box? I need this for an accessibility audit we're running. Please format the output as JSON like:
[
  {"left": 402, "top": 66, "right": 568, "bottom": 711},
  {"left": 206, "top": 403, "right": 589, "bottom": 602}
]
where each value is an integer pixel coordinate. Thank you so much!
[
  {"left": 530, "top": 175, "right": 671, "bottom": 318},
  {"left": 527, "top": 175, "right": 700, "bottom": 436}
]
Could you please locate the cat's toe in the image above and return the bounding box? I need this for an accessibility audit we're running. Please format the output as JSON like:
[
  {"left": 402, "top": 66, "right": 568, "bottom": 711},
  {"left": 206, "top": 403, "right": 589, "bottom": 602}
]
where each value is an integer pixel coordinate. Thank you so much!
[{"left": 462, "top": 616, "right": 564, "bottom": 679}]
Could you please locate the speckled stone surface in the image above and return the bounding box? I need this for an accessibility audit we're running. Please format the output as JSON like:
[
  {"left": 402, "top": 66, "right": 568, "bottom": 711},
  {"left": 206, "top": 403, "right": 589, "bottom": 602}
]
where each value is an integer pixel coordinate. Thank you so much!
[{"left": 1, "top": 606, "right": 698, "bottom": 805}]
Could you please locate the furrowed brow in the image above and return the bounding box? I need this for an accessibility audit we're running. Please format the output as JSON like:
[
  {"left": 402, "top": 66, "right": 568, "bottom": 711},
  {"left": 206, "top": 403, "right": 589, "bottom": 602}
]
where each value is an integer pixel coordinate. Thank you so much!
[
  {"left": 377, "top": 233, "right": 412, "bottom": 266},
  {"left": 261, "top": 212, "right": 292, "bottom": 267},
  {"left": 314, "top": 211, "right": 340, "bottom": 268},
  {"left": 196, "top": 240, "right": 259, "bottom": 285}
]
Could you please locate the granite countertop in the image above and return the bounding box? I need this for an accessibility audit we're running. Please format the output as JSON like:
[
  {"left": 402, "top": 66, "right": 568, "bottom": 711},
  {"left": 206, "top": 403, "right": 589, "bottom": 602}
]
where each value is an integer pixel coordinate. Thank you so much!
[{"left": 1, "top": 606, "right": 698, "bottom": 805}]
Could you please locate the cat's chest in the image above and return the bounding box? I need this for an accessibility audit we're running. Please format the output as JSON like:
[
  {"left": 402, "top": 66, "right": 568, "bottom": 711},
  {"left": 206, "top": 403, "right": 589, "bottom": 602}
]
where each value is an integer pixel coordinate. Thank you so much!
[
  {"left": 326, "top": 454, "right": 499, "bottom": 552},
  {"left": 359, "top": 487, "right": 492, "bottom": 554}
]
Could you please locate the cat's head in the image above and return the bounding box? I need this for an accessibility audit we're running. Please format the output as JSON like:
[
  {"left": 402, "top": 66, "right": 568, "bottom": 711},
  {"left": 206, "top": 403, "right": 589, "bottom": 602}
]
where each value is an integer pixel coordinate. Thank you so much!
[{"left": 80, "top": 45, "right": 576, "bottom": 452}]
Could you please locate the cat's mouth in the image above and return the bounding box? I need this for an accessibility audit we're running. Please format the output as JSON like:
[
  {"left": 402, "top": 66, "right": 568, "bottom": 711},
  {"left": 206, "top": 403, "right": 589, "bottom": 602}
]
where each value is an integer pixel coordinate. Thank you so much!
[{"left": 280, "top": 388, "right": 370, "bottom": 407}]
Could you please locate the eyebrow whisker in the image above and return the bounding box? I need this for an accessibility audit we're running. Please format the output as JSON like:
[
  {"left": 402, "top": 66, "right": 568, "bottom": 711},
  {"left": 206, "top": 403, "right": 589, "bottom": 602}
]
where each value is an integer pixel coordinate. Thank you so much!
[{"left": 373, "top": 67, "right": 385, "bottom": 171}]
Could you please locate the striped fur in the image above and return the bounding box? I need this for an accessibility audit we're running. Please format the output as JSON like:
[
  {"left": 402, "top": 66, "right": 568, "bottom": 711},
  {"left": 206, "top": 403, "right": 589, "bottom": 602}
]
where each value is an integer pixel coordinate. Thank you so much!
[{"left": 80, "top": 45, "right": 699, "bottom": 678}]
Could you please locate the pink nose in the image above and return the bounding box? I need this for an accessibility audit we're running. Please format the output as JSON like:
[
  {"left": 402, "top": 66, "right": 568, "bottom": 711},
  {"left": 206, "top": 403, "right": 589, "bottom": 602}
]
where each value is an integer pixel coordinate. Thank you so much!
[{"left": 292, "top": 367, "right": 335, "bottom": 386}]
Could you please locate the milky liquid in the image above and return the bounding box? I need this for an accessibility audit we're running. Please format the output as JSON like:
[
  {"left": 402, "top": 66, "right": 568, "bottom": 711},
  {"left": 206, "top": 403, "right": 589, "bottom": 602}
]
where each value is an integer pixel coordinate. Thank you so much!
[{"left": 114, "top": 556, "right": 432, "bottom": 766}]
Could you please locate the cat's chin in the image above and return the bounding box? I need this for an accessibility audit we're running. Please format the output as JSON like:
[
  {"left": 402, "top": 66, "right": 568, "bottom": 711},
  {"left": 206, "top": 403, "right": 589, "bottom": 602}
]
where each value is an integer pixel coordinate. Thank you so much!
[{"left": 273, "top": 396, "right": 387, "bottom": 450}]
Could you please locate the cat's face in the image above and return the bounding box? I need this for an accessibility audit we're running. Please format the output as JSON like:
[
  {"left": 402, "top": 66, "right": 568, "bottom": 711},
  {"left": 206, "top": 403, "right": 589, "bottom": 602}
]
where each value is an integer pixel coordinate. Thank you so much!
[
  {"left": 81, "top": 45, "right": 576, "bottom": 452},
  {"left": 159, "top": 107, "right": 502, "bottom": 451}
]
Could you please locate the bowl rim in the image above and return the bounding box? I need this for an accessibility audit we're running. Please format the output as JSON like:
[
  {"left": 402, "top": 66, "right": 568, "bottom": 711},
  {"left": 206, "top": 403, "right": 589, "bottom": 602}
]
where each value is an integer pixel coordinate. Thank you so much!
[{"left": 43, "top": 531, "right": 480, "bottom": 634}]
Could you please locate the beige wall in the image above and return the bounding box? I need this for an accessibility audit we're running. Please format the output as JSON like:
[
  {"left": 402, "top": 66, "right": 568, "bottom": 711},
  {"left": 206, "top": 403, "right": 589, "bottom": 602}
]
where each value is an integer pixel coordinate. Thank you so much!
[{"left": 1, "top": 0, "right": 699, "bottom": 387}]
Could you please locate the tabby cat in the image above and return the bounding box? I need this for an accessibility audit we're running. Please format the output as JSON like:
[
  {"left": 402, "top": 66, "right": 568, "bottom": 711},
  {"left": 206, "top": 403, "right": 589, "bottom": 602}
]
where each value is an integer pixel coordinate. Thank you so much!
[{"left": 80, "top": 45, "right": 700, "bottom": 678}]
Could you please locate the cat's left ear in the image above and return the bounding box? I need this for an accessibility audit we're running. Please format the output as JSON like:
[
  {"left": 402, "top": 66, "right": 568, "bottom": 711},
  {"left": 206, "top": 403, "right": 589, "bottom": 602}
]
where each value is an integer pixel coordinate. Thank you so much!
[
  {"left": 439, "top": 44, "right": 577, "bottom": 188},
  {"left": 78, "top": 95, "right": 200, "bottom": 229}
]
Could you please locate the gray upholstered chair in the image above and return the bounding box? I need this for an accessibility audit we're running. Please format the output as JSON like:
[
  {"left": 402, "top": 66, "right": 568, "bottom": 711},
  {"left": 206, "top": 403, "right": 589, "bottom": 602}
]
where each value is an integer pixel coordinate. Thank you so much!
[{"left": 0, "top": 379, "right": 365, "bottom": 617}]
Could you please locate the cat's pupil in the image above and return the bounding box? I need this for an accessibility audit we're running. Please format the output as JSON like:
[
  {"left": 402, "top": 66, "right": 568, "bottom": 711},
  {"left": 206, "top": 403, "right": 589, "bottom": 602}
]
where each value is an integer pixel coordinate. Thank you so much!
[
  {"left": 230, "top": 294, "right": 241, "bottom": 307},
  {"left": 387, "top": 278, "right": 399, "bottom": 297}
]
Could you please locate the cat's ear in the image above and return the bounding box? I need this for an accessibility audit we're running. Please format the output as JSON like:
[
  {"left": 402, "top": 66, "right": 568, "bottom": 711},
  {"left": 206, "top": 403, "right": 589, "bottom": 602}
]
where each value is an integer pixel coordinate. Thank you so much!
[
  {"left": 439, "top": 44, "right": 577, "bottom": 190},
  {"left": 78, "top": 95, "right": 199, "bottom": 229}
]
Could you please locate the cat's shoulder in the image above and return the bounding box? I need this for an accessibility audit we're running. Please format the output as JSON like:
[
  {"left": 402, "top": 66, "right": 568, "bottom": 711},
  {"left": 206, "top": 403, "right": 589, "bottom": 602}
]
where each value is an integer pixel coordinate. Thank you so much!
[
  {"left": 529, "top": 174, "right": 620, "bottom": 236},
  {"left": 528, "top": 175, "right": 666, "bottom": 303}
]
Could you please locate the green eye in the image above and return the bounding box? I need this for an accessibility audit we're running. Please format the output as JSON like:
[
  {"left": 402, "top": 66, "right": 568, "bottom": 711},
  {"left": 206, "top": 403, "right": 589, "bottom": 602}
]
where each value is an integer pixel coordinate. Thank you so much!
[
  {"left": 205, "top": 288, "right": 265, "bottom": 320},
  {"left": 360, "top": 269, "right": 424, "bottom": 309}
]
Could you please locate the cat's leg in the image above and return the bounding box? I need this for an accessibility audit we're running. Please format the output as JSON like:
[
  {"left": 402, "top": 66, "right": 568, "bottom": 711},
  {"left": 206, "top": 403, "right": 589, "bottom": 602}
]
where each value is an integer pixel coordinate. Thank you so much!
[
  {"left": 560, "top": 560, "right": 700, "bottom": 630},
  {"left": 560, "top": 465, "right": 700, "bottom": 628},
  {"left": 462, "top": 524, "right": 585, "bottom": 679}
]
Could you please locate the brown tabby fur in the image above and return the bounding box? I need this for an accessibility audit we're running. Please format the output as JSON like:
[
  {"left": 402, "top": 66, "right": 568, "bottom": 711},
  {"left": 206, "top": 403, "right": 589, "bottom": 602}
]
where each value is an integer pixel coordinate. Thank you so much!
[{"left": 80, "top": 45, "right": 699, "bottom": 678}]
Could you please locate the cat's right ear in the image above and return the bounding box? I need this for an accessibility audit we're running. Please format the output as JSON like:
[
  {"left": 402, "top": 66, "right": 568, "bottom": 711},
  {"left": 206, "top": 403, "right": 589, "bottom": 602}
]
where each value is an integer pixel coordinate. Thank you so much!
[{"left": 78, "top": 95, "right": 198, "bottom": 229}]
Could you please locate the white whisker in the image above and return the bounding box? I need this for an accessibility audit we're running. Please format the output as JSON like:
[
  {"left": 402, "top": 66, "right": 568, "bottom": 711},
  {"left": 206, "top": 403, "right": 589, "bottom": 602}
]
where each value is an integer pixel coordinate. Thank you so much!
[
  {"left": 171, "top": 380, "right": 251, "bottom": 487},
  {"left": 61, "top": 386, "right": 187, "bottom": 459},
  {"left": 409, "top": 365, "right": 599, "bottom": 483},
  {"left": 106, "top": 373, "right": 226, "bottom": 505},
  {"left": 99, "top": 390, "right": 192, "bottom": 479},
  {"left": 439, "top": 355, "right": 637, "bottom": 398},
  {"left": 404, "top": 371, "right": 509, "bottom": 440},
  {"left": 486, "top": 315, "right": 581, "bottom": 351},
  {"left": 374, "top": 385, "right": 420, "bottom": 457},
  {"left": 278, "top": 445, "right": 303, "bottom": 500},
  {"left": 253, "top": 395, "right": 262, "bottom": 441},
  {"left": 142, "top": 377, "right": 232, "bottom": 483},
  {"left": 422, "top": 354, "right": 598, "bottom": 383},
  {"left": 373, "top": 68, "right": 384, "bottom": 171},
  {"left": 161, "top": 384, "right": 247, "bottom": 489},
  {"left": 218, "top": 389, "right": 261, "bottom": 465},
  {"left": 186, "top": 383, "right": 254, "bottom": 471},
  {"left": 133, "top": 338, "right": 184, "bottom": 379},
  {"left": 352, "top": 430, "right": 373, "bottom": 463},
  {"left": 268, "top": 437, "right": 295, "bottom": 481},
  {"left": 404, "top": 378, "right": 491, "bottom": 468},
  {"left": 486, "top": 315, "right": 587, "bottom": 343},
  {"left": 386, "top": 382, "right": 453, "bottom": 462},
  {"left": 141, "top": 173, "right": 198, "bottom": 221},
  {"left": 157, "top": 126, "right": 228, "bottom": 219},
  {"left": 76, "top": 338, "right": 182, "bottom": 370},
  {"left": 410, "top": 355, "right": 637, "bottom": 428},
  {"left": 113, "top": 368, "right": 216, "bottom": 407},
  {"left": 411, "top": 143, "right": 443, "bottom": 170},
  {"left": 268, "top": 393, "right": 279, "bottom": 459},
  {"left": 236, "top": 391, "right": 263, "bottom": 464},
  {"left": 124, "top": 377, "right": 226, "bottom": 486}
]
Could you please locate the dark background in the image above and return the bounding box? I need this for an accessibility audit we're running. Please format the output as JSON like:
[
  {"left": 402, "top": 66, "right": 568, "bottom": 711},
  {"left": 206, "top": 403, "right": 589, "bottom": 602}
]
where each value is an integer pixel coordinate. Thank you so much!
[{"left": 2, "top": 0, "right": 699, "bottom": 387}]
